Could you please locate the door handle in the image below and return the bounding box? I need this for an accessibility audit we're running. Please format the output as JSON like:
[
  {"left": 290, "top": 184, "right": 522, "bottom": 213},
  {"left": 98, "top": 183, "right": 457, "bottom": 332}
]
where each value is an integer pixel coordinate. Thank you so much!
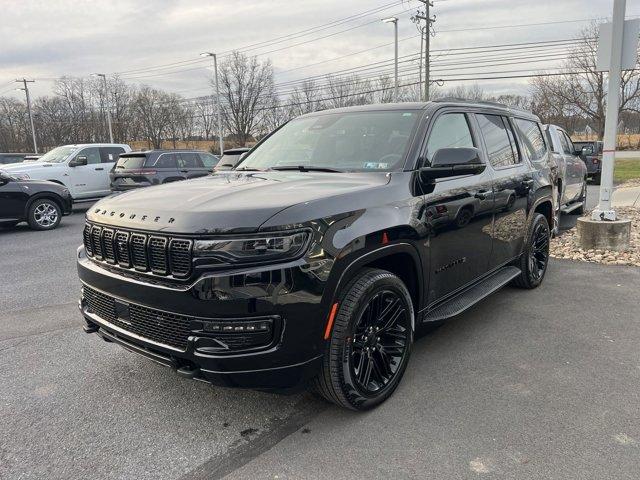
[
  {"left": 179, "top": 169, "right": 189, "bottom": 173},
  {"left": 94, "top": 167, "right": 104, "bottom": 171}
]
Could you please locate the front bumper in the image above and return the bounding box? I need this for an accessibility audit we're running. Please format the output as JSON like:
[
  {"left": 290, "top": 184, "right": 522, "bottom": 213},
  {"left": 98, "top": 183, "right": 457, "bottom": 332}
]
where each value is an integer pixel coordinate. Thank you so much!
[{"left": 77, "top": 246, "right": 328, "bottom": 391}]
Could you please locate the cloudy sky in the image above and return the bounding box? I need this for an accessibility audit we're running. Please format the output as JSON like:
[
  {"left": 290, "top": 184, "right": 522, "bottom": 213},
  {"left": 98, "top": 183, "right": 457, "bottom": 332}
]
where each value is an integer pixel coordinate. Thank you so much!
[{"left": 1, "top": 0, "right": 639, "bottom": 101}]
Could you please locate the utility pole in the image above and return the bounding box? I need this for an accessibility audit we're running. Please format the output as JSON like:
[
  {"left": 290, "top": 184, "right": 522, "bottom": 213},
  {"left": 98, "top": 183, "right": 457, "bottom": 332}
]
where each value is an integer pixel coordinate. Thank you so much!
[
  {"left": 415, "top": 1, "right": 435, "bottom": 101},
  {"left": 200, "top": 52, "right": 224, "bottom": 156},
  {"left": 92, "top": 73, "right": 114, "bottom": 143},
  {"left": 15, "top": 79, "right": 37, "bottom": 153},
  {"left": 382, "top": 17, "right": 399, "bottom": 101}
]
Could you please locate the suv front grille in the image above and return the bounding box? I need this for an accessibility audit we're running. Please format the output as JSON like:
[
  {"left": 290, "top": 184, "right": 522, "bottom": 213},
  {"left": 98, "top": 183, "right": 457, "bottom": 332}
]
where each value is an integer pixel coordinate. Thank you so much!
[
  {"left": 83, "top": 286, "right": 190, "bottom": 350},
  {"left": 83, "top": 222, "right": 192, "bottom": 279},
  {"left": 82, "top": 286, "right": 277, "bottom": 353}
]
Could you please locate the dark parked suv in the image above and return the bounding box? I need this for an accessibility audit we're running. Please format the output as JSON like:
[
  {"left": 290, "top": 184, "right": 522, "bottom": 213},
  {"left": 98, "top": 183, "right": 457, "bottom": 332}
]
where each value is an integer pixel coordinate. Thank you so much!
[
  {"left": 110, "top": 150, "right": 219, "bottom": 191},
  {"left": 573, "top": 140, "right": 603, "bottom": 184},
  {"left": 78, "top": 101, "right": 554, "bottom": 410}
]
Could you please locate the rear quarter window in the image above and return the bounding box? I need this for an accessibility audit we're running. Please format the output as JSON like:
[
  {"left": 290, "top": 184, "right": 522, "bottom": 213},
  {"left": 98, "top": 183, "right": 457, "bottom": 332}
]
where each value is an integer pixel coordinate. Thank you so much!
[{"left": 513, "top": 118, "right": 547, "bottom": 162}]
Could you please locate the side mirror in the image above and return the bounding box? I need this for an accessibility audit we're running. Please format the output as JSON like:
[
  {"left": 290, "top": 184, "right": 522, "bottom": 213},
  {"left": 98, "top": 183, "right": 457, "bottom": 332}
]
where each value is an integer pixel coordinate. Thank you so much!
[
  {"left": 420, "top": 147, "right": 486, "bottom": 181},
  {"left": 69, "top": 156, "right": 87, "bottom": 167},
  {"left": 0, "top": 175, "right": 9, "bottom": 186}
]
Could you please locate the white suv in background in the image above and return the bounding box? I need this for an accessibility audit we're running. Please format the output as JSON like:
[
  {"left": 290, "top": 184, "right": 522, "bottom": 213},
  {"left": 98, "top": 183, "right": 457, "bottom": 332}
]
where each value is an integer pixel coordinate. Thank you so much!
[{"left": 0, "top": 143, "right": 131, "bottom": 201}]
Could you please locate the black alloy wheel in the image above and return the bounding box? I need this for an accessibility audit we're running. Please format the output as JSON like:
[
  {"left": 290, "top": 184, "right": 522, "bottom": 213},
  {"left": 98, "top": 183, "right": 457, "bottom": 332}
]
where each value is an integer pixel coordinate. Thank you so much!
[
  {"left": 314, "top": 269, "right": 414, "bottom": 410},
  {"left": 350, "top": 289, "right": 411, "bottom": 394},
  {"left": 513, "top": 213, "right": 550, "bottom": 289}
]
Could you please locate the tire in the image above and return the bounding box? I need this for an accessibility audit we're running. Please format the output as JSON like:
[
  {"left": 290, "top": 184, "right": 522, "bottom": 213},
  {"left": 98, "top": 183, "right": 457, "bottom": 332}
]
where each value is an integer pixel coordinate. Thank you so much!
[
  {"left": 572, "top": 181, "right": 588, "bottom": 216},
  {"left": 455, "top": 207, "right": 473, "bottom": 228},
  {"left": 27, "top": 198, "right": 62, "bottom": 230},
  {"left": 313, "top": 268, "right": 414, "bottom": 411},
  {"left": 512, "top": 213, "right": 550, "bottom": 289},
  {"left": 591, "top": 172, "right": 601, "bottom": 185}
]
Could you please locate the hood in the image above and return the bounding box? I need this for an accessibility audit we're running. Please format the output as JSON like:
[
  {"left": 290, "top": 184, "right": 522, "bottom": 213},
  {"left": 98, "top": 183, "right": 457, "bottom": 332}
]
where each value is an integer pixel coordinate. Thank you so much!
[
  {"left": 1, "top": 162, "right": 60, "bottom": 172},
  {"left": 86, "top": 171, "right": 391, "bottom": 234}
]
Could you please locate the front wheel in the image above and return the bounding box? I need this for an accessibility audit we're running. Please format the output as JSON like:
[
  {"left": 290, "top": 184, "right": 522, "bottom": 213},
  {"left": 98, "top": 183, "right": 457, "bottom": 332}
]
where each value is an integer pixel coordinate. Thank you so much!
[
  {"left": 512, "top": 213, "right": 550, "bottom": 289},
  {"left": 27, "top": 199, "right": 62, "bottom": 230},
  {"left": 314, "top": 269, "right": 414, "bottom": 410}
]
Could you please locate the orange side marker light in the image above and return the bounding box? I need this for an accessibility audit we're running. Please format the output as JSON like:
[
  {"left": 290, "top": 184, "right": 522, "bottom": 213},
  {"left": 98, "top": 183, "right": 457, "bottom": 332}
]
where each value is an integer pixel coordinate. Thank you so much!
[
  {"left": 381, "top": 231, "right": 390, "bottom": 244},
  {"left": 324, "top": 303, "right": 339, "bottom": 340}
]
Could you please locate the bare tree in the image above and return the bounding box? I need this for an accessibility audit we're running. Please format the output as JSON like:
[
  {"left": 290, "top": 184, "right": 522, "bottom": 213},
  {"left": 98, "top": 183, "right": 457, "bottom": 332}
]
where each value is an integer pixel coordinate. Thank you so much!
[
  {"left": 217, "top": 51, "right": 275, "bottom": 145},
  {"left": 530, "top": 23, "right": 640, "bottom": 137},
  {"left": 132, "top": 87, "right": 178, "bottom": 148}
]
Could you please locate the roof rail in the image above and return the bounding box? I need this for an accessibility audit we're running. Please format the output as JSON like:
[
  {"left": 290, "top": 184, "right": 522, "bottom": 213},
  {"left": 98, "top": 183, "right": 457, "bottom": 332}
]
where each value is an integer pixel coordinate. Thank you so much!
[{"left": 434, "top": 97, "right": 533, "bottom": 115}]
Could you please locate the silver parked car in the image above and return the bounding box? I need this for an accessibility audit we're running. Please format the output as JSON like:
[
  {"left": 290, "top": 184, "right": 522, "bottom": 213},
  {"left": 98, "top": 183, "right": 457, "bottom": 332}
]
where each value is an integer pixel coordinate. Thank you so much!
[{"left": 544, "top": 124, "right": 588, "bottom": 232}]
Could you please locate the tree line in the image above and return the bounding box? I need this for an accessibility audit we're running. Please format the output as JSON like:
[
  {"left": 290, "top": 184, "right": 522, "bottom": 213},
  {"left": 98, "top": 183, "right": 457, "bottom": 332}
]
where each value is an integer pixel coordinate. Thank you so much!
[{"left": 3, "top": 25, "right": 640, "bottom": 153}]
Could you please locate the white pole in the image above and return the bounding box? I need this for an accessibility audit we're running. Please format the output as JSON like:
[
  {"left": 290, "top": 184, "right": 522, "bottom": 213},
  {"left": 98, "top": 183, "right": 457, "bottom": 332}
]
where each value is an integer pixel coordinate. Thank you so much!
[
  {"left": 393, "top": 19, "right": 398, "bottom": 101},
  {"left": 213, "top": 54, "right": 224, "bottom": 156},
  {"left": 593, "top": 0, "right": 626, "bottom": 221},
  {"left": 102, "top": 75, "right": 114, "bottom": 143},
  {"left": 23, "top": 80, "right": 38, "bottom": 154}
]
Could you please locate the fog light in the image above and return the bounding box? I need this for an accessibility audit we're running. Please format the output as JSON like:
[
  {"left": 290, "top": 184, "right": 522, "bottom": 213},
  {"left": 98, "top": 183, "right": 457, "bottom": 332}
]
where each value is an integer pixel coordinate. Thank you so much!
[{"left": 202, "top": 318, "right": 273, "bottom": 334}]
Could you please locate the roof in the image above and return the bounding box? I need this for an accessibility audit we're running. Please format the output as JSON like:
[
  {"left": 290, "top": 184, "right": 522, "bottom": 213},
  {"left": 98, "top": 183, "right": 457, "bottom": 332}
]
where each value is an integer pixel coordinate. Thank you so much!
[
  {"left": 295, "top": 100, "right": 540, "bottom": 121},
  {"left": 122, "top": 149, "right": 210, "bottom": 155},
  {"left": 223, "top": 147, "right": 251, "bottom": 154}
]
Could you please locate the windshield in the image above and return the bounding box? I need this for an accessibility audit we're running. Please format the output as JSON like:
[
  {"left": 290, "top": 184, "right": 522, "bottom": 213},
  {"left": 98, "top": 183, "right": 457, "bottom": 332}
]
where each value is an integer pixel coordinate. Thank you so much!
[
  {"left": 39, "top": 146, "right": 78, "bottom": 163},
  {"left": 115, "top": 155, "right": 147, "bottom": 169},
  {"left": 238, "top": 110, "right": 420, "bottom": 172}
]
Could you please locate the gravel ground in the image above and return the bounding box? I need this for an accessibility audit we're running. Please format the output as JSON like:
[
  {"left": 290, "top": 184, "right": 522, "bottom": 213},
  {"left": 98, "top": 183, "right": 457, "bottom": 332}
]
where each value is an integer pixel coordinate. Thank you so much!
[{"left": 551, "top": 206, "right": 640, "bottom": 266}]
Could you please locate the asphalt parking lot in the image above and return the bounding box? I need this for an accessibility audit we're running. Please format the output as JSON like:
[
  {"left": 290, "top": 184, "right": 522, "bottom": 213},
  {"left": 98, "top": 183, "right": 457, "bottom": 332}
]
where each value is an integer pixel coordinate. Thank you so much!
[{"left": 2, "top": 185, "right": 639, "bottom": 479}]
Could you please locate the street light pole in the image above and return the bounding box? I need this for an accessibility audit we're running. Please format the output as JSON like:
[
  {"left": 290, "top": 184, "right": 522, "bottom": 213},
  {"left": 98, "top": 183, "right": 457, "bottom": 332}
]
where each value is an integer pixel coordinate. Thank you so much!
[
  {"left": 593, "top": 0, "right": 626, "bottom": 221},
  {"left": 200, "top": 52, "right": 224, "bottom": 156},
  {"left": 382, "top": 17, "right": 399, "bottom": 102},
  {"left": 16, "top": 79, "right": 37, "bottom": 154},
  {"left": 92, "top": 73, "right": 114, "bottom": 143}
]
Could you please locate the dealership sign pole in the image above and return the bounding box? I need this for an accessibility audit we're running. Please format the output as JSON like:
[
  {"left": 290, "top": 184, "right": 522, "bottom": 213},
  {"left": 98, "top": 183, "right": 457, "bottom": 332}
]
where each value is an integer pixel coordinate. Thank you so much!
[{"left": 592, "top": 0, "right": 639, "bottom": 221}]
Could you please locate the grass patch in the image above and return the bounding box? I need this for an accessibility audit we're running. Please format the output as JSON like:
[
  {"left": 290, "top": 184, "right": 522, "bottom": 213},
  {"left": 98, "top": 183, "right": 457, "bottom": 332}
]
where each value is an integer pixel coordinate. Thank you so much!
[{"left": 615, "top": 159, "right": 640, "bottom": 183}]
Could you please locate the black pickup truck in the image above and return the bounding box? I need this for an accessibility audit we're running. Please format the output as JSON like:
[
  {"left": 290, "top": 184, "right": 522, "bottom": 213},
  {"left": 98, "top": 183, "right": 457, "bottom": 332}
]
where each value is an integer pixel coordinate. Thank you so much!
[{"left": 77, "top": 100, "right": 554, "bottom": 410}]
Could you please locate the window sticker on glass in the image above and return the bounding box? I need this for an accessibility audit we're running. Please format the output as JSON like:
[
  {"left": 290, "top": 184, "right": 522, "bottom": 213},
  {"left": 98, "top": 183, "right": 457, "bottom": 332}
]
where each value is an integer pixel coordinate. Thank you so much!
[{"left": 364, "top": 162, "right": 389, "bottom": 169}]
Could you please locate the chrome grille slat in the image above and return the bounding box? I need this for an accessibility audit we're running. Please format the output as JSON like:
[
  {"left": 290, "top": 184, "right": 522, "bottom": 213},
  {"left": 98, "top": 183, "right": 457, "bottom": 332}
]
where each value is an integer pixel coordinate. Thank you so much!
[
  {"left": 169, "top": 239, "right": 192, "bottom": 278},
  {"left": 83, "top": 222, "right": 192, "bottom": 278},
  {"left": 130, "top": 233, "right": 148, "bottom": 271},
  {"left": 91, "top": 226, "right": 103, "bottom": 260},
  {"left": 115, "top": 231, "right": 131, "bottom": 268},
  {"left": 149, "top": 236, "right": 168, "bottom": 275},
  {"left": 102, "top": 228, "right": 116, "bottom": 264}
]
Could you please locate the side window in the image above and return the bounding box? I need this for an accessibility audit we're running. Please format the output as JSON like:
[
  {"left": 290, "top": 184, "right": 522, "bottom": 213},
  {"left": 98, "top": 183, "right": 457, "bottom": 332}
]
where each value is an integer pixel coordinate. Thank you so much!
[
  {"left": 513, "top": 118, "right": 547, "bottom": 162},
  {"left": 424, "top": 113, "right": 475, "bottom": 165},
  {"left": 561, "top": 132, "right": 574, "bottom": 155},
  {"left": 78, "top": 147, "right": 101, "bottom": 165},
  {"left": 100, "top": 147, "right": 125, "bottom": 164},
  {"left": 153, "top": 153, "right": 177, "bottom": 168},
  {"left": 546, "top": 129, "right": 559, "bottom": 153},
  {"left": 177, "top": 152, "right": 204, "bottom": 169},
  {"left": 476, "top": 114, "right": 518, "bottom": 168},
  {"left": 199, "top": 153, "right": 219, "bottom": 168}
]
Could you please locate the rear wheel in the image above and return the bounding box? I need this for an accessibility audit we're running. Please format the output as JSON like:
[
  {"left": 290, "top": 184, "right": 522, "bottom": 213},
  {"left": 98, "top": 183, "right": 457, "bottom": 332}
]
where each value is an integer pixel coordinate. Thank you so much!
[
  {"left": 591, "top": 172, "right": 601, "bottom": 185},
  {"left": 314, "top": 269, "right": 414, "bottom": 410},
  {"left": 512, "top": 213, "right": 550, "bottom": 289},
  {"left": 27, "top": 199, "right": 61, "bottom": 230}
]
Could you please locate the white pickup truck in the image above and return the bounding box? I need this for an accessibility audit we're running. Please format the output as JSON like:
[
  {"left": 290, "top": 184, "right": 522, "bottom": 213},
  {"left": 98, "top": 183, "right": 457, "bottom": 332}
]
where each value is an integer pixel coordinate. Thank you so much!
[{"left": 0, "top": 143, "right": 131, "bottom": 201}]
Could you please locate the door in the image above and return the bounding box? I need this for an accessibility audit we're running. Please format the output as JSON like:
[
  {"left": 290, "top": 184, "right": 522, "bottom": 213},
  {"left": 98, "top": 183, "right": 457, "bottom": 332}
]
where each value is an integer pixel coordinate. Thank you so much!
[
  {"left": 0, "top": 176, "right": 27, "bottom": 220},
  {"left": 476, "top": 114, "right": 532, "bottom": 269},
  {"left": 68, "top": 147, "right": 103, "bottom": 198},
  {"left": 177, "top": 152, "right": 209, "bottom": 179},
  {"left": 558, "top": 129, "right": 583, "bottom": 202},
  {"left": 421, "top": 111, "right": 495, "bottom": 305}
]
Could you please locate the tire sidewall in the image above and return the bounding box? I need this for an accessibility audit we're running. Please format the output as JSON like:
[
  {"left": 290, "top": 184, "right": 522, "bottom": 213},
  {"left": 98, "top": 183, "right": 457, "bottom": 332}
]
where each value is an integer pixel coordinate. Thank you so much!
[
  {"left": 523, "top": 214, "right": 550, "bottom": 288},
  {"left": 335, "top": 274, "right": 414, "bottom": 410},
  {"left": 28, "top": 199, "right": 61, "bottom": 230}
]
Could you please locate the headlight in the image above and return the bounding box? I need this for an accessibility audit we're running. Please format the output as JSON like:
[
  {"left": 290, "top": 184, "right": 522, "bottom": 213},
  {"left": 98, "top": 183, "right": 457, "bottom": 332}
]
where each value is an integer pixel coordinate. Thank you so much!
[{"left": 193, "top": 231, "right": 311, "bottom": 265}]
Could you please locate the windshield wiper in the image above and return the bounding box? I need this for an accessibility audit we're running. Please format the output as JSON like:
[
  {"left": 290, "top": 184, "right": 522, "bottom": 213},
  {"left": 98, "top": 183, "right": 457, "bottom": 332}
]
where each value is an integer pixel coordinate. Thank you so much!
[
  {"left": 235, "top": 167, "right": 266, "bottom": 172},
  {"left": 271, "top": 165, "right": 343, "bottom": 173}
]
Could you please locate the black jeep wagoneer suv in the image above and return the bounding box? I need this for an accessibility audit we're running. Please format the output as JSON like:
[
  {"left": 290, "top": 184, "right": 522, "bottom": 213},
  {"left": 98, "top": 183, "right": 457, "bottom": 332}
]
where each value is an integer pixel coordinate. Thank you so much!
[{"left": 78, "top": 101, "right": 554, "bottom": 410}]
